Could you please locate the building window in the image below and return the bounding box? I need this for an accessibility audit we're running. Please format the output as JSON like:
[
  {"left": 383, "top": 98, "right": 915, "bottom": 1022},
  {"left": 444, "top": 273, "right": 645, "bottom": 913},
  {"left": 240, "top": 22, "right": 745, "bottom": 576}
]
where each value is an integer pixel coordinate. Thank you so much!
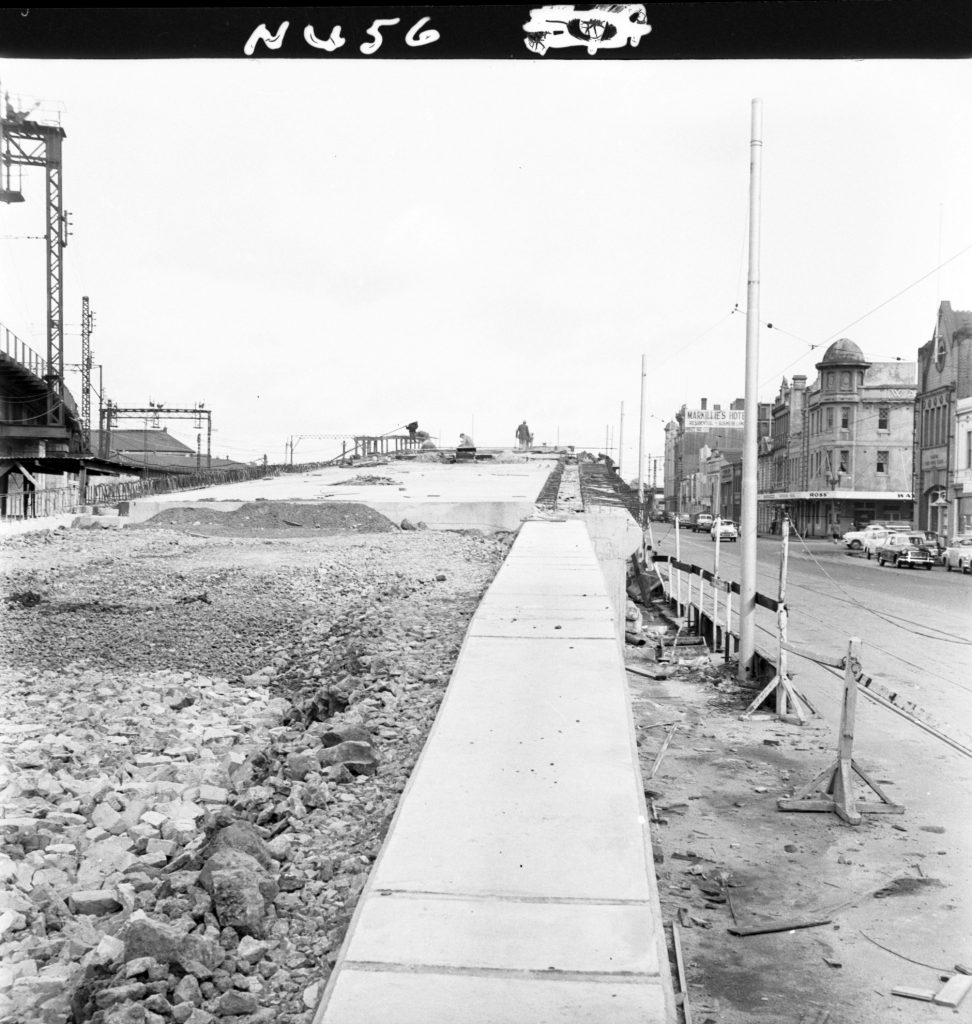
[
  {"left": 878, "top": 405, "right": 889, "bottom": 430},
  {"left": 827, "top": 372, "right": 835, "bottom": 389},
  {"left": 877, "top": 450, "right": 888, "bottom": 473},
  {"left": 935, "top": 330, "right": 947, "bottom": 370},
  {"left": 840, "top": 372, "right": 851, "bottom": 391},
  {"left": 841, "top": 407, "right": 850, "bottom": 429},
  {"left": 858, "top": 371, "right": 864, "bottom": 385},
  {"left": 838, "top": 449, "right": 849, "bottom": 473},
  {"left": 826, "top": 407, "right": 834, "bottom": 429}
]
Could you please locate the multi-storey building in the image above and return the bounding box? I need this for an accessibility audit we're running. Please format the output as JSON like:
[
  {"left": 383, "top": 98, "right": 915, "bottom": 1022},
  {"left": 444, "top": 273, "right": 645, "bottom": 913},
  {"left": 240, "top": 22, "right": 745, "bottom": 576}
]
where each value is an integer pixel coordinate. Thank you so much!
[
  {"left": 758, "top": 338, "right": 916, "bottom": 536},
  {"left": 663, "top": 397, "right": 749, "bottom": 515},
  {"left": 915, "top": 301, "right": 972, "bottom": 541}
]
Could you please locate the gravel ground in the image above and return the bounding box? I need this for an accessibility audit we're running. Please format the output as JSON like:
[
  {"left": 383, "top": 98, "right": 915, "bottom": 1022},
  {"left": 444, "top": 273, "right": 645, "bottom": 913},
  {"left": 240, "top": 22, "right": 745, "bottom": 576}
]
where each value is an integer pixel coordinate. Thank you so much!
[{"left": 0, "top": 516, "right": 513, "bottom": 1024}]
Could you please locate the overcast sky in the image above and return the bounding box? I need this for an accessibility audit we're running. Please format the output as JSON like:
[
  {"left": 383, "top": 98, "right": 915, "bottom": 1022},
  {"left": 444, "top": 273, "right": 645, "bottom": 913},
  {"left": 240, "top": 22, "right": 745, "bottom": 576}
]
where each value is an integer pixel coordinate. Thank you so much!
[{"left": 1, "top": 55, "right": 970, "bottom": 469}]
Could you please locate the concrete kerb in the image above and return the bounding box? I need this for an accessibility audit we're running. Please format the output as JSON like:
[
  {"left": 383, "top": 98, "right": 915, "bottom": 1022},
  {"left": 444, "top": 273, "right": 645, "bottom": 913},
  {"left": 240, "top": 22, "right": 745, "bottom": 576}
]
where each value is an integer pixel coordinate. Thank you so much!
[{"left": 311, "top": 518, "right": 677, "bottom": 1024}]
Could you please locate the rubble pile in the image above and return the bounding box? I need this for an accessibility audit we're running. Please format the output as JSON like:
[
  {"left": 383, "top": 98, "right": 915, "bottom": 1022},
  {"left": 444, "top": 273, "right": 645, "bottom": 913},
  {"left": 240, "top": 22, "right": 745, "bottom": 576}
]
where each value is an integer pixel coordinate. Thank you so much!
[
  {"left": 330, "top": 476, "right": 396, "bottom": 487},
  {"left": 127, "top": 502, "right": 398, "bottom": 538},
  {"left": 0, "top": 524, "right": 512, "bottom": 1024}
]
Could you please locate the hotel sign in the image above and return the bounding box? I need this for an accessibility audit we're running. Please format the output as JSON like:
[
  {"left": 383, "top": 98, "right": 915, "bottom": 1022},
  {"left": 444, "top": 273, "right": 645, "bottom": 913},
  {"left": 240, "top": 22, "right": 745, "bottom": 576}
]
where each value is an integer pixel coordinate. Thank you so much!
[{"left": 684, "top": 409, "right": 745, "bottom": 429}]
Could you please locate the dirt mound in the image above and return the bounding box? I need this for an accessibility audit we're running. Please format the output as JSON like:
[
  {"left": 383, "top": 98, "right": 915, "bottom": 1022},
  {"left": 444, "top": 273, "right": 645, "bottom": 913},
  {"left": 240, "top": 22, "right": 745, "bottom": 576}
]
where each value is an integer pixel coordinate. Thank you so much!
[
  {"left": 133, "top": 500, "right": 398, "bottom": 537},
  {"left": 333, "top": 474, "right": 397, "bottom": 486}
]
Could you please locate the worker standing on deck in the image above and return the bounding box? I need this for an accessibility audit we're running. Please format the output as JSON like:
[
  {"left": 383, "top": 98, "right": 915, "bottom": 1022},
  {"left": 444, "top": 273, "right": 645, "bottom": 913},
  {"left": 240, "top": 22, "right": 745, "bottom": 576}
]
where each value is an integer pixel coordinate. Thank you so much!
[{"left": 516, "top": 420, "right": 532, "bottom": 450}]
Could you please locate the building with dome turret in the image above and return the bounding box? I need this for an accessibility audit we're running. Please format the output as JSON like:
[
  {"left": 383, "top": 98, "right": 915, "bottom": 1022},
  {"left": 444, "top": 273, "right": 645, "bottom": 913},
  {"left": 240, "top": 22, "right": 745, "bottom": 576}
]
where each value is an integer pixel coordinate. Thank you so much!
[{"left": 758, "top": 338, "right": 917, "bottom": 537}]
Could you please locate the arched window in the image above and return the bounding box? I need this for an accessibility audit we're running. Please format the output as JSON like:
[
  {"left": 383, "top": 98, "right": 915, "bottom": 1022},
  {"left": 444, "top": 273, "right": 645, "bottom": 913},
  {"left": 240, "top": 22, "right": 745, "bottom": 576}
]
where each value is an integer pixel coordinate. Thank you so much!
[
  {"left": 935, "top": 329, "right": 947, "bottom": 370},
  {"left": 840, "top": 372, "right": 851, "bottom": 391}
]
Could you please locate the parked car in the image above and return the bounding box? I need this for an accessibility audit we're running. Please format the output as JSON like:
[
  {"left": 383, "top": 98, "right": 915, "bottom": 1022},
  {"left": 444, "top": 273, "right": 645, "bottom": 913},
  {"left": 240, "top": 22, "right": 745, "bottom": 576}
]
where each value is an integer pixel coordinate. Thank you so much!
[
  {"left": 674, "top": 513, "right": 692, "bottom": 527},
  {"left": 944, "top": 537, "right": 972, "bottom": 573},
  {"left": 843, "top": 522, "right": 910, "bottom": 551},
  {"left": 711, "top": 519, "right": 738, "bottom": 542},
  {"left": 862, "top": 527, "right": 896, "bottom": 560},
  {"left": 918, "top": 531, "right": 946, "bottom": 563},
  {"left": 874, "top": 532, "right": 936, "bottom": 569},
  {"left": 692, "top": 513, "right": 714, "bottom": 533}
]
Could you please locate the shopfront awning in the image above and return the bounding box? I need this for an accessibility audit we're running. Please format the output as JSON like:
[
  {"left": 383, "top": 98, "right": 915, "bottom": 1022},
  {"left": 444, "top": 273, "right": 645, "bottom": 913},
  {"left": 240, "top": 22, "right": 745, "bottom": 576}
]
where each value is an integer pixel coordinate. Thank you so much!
[{"left": 758, "top": 491, "right": 913, "bottom": 501}]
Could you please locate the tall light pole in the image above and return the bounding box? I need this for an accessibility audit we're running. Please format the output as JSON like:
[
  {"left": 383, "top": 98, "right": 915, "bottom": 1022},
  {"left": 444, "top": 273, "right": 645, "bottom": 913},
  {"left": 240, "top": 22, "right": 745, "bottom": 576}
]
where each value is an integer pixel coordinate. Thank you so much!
[
  {"left": 739, "top": 98, "right": 763, "bottom": 683},
  {"left": 618, "top": 401, "right": 624, "bottom": 478},
  {"left": 637, "top": 354, "right": 647, "bottom": 516}
]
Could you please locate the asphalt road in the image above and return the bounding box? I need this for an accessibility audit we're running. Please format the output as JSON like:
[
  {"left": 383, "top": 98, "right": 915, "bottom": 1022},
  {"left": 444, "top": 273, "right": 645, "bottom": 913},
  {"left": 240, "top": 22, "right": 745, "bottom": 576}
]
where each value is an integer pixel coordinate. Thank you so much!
[{"left": 651, "top": 526, "right": 972, "bottom": 748}]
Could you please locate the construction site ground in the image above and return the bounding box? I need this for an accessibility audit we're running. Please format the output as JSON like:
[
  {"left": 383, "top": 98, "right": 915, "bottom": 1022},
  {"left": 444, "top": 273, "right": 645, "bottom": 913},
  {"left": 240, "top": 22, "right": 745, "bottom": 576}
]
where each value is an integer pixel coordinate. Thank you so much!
[
  {"left": 625, "top": 618, "right": 971, "bottom": 1024},
  {"left": 1, "top": 465, "right": 969, "bottom": 1024}
]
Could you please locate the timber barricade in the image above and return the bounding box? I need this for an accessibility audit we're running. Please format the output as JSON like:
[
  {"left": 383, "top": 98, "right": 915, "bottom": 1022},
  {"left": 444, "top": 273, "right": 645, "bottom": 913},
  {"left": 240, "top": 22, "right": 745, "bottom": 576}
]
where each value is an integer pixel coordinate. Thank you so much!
[{"left": 649, "top": 551, "right": 778, "bottom": 670}]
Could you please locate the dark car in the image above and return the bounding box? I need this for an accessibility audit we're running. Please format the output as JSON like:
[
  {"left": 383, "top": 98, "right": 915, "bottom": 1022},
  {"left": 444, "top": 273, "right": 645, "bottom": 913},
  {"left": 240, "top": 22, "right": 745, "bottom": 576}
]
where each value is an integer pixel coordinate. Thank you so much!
[{"left": 875, "top": 532, "right": 936, "bottom": 569}]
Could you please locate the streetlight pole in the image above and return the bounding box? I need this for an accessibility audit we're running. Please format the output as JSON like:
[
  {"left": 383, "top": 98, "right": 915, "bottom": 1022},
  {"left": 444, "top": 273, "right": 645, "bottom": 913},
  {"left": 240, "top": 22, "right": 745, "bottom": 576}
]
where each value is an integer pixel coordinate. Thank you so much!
[
  {"left": 739, "top": 98, "right": 763, "bottom": 683},
  {"left": 637, "top": 353, "right": 647, "bottom": 518},
  {"left": 618, "top": 401, "right": 624, "bottom": 478}
]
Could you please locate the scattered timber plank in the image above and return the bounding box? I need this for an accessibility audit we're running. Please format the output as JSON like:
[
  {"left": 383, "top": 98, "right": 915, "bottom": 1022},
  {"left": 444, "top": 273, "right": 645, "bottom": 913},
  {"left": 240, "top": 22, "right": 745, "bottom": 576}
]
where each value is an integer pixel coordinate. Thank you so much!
[
  {"left": 933, "top": 974, "right": 972, "bottom": 1007},
  {"left": 671, "top": 922, "right": 693, "bottom": 1024},
  {"left": 728, "top": 916, "right": 831, "bottom": 937},
  {"left": 630, "top": 554, "right": 651, "bottom": 607},
  {"left": 648, "top": 725, "right": 678, "bottom": 779},
  {"left": 891, "top": 987, "right": 937, "bottom": 1002},
  {"left": 626, "top": 664, "right": 675, "bottom": 681}
]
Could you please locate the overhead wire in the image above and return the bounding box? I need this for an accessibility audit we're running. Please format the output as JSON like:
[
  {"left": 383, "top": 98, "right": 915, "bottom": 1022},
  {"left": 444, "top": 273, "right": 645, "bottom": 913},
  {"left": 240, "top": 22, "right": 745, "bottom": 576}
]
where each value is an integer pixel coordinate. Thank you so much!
[
  {"left": 788, "top": 521, "right": 972, "bottom": 647},
  {"left": 757, "top": 241, "right": 972, "bottom": 387},
  {"left": 667, "top": 531, "right": 971, "bottom": 695}
]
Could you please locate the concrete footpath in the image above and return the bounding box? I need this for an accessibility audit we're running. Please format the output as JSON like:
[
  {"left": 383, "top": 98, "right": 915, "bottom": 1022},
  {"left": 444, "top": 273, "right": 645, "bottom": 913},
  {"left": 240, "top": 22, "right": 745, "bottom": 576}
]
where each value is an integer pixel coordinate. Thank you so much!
[{"left": 312, "top": 518, "right": 676, "bottom": 1024}]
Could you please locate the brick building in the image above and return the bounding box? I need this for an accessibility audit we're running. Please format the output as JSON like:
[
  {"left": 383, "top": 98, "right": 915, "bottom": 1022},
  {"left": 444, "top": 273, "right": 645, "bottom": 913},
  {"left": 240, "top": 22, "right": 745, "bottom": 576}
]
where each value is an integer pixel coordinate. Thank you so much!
[{"left": 915, "top": 301, "right": 972, "bottom": 541}]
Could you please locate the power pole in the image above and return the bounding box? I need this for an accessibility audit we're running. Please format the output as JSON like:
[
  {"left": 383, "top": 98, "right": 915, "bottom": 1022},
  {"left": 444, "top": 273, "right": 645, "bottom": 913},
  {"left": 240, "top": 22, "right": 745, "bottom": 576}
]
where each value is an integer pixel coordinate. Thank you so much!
[
  {"left": 618, "top": 401, "right": 624, "bottom": 478},
  {"left": 80, "top": 296, "right": 93, "bottom": 450},
  {"left": 637, "top": 354, "right": 647, "bottom": 515},
  {"left": 739, "top": 98, "right": 763, "bottom": 682}
]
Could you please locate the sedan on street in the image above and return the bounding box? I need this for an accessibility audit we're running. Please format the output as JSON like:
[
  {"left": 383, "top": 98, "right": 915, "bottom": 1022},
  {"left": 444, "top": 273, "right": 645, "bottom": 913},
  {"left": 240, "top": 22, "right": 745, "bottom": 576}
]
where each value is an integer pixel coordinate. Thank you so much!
[
  {"left": 944, "top": 537, "right": 972, "bottom": 573},
  {"left": 874, "top": 532, "right": 936, "bottom": 569}
]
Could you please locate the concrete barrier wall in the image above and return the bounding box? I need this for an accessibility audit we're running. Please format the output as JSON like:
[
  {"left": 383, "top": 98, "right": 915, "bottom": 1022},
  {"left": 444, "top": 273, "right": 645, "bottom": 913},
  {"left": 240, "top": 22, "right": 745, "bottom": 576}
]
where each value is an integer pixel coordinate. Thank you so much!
[{"left": 582, "top": 506, "right": 644, "bottom": 641}]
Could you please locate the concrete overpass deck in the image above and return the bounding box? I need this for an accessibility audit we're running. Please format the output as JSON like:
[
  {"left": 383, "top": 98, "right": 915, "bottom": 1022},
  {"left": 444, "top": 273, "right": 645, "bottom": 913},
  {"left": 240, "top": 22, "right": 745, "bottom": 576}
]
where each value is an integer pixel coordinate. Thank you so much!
[
  {"left": 115, "top": 457, "right": 561, "bottom": 532},
  {"left": 313, "top": 517, "right": 675, "bottom": 1024}
]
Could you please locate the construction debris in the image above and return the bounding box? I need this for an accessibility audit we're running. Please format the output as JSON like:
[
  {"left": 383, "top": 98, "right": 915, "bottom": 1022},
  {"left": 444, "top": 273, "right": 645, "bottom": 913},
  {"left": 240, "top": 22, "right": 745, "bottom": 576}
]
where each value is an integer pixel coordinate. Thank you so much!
[{"left": 0, "top": 521, "right": 512, "bottom": 1023}]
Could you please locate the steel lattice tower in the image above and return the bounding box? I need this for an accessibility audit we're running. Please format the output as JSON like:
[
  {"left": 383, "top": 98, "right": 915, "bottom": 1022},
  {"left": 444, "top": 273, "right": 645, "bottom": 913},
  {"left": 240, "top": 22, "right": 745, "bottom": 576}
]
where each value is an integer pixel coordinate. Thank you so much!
[
  {"left": 0, "top": 92, "right": 68, "bottom": 426},
  {"left": 80, "top": 296, "right": 93, "bottom": 448}
]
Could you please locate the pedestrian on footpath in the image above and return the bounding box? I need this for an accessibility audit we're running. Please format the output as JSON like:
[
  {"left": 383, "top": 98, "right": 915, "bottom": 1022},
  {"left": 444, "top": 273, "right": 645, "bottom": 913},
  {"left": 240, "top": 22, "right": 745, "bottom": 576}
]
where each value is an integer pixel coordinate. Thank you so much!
[{"left": 515, "top": 420, "right": 532, "bottom": 450}]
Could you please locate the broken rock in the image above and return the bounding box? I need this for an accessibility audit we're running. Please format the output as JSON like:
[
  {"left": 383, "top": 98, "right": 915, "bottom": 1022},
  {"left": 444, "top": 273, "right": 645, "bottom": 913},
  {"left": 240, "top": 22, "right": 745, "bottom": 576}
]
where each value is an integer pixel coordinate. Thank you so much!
[{"left": 318, "top": 741, "right": 378, "bottom": 776}]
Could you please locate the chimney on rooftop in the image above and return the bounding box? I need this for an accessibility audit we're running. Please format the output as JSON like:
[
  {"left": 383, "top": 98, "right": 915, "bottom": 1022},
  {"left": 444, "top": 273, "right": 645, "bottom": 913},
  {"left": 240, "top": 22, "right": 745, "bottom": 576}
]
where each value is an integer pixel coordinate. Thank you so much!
[
  {"left": 793, "top": 375, "right": 807, "bottom": 389},
  {"left": 701, "top": 398, "right": 707, "bottom": 411}
]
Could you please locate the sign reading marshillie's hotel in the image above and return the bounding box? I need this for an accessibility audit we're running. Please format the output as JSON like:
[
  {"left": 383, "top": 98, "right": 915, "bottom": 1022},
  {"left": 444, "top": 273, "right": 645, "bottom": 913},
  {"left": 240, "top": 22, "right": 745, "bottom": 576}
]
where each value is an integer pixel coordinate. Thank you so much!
[{"left": 684, "top": 409, "right": 745, "bottom": 428}]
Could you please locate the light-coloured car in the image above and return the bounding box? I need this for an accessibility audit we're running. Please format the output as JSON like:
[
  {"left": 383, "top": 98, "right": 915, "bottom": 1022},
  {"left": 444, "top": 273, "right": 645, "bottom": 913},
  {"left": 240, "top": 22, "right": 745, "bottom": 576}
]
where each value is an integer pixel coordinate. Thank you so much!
[
  {"left": 692, "top": 513, "right": 714, "bottom": 533},
  {"left": 711, "top": 519, "right": 738, "bottom": 542},
  {"left": 862, "top": 527, "right": 896, "bottom": 560},
  {"left": 874, "top": 532, "right": 936, "bottom": 569},
  {"left": 944, "top": 537, "right": 972, "bottom": 573},
  {"left": 845, "top": 522, "right": 910, "bottom": 552}
]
